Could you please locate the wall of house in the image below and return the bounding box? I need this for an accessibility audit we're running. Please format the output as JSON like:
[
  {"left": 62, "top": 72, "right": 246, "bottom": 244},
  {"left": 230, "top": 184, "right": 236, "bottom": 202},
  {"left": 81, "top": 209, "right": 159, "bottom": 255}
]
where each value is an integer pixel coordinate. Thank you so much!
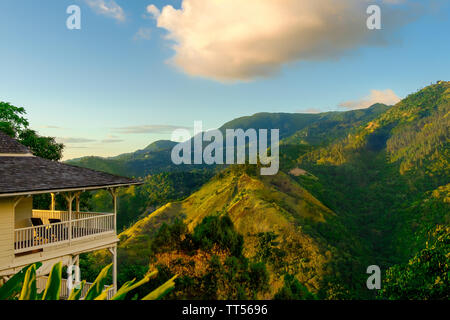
[
  {"left": 14, "top": 196, "right": 33, "bottom": 229},
  {"left": 0, "top": 197, "right": 14, "bottom": 270}
]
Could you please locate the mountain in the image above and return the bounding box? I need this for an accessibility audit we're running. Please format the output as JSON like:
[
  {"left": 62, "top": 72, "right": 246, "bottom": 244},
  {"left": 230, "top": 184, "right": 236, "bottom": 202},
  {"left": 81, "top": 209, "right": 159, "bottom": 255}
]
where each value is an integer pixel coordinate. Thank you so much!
[
  {"left": 80, "top": 81, "right": 449, "bottom": 300},
  {"left": 67, "top": 104, "right": 391, "bottom": 178},
  {"left": 66, "top": 140, "right": 179, "bottom": 177},
  {"left": 88, "top": 166, "right": 369, "bottom": 299}
]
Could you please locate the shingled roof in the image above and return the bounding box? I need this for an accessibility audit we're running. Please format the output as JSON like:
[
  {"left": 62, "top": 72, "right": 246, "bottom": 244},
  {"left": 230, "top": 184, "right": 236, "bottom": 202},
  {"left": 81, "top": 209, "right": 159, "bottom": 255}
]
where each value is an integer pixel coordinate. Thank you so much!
[
  {"left": 0, "top": 132, "right": 141, "bottom": 196},
  {"left": 0, "top": 131, "right": 31, "bottom": 154}
]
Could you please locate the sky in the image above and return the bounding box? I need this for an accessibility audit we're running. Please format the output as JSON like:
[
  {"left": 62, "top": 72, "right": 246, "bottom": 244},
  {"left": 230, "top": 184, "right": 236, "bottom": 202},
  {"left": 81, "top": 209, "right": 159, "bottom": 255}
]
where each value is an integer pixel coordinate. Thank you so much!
[{"left": 0, "top": 0, "right": 449, "bottom": 160}]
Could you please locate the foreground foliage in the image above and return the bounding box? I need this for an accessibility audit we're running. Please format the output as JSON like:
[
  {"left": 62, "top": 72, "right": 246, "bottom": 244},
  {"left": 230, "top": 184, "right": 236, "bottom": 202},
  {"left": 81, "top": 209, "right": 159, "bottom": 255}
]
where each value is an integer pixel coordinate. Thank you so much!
[{"left": 0, "top": 261, "right": 176, "bottom": 300}]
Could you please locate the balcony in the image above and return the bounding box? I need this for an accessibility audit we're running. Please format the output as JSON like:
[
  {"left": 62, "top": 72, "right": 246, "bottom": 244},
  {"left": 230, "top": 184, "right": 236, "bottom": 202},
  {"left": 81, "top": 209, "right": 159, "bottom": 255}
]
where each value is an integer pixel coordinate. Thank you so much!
[{"left": 14, "top": 210, "right": 115, "bottom": 254}]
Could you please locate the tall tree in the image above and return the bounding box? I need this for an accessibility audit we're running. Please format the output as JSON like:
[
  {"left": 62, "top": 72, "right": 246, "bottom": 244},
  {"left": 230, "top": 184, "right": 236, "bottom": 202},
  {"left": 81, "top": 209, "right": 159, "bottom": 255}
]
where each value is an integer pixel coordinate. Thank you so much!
[{"left": 0, "top": 101, "right": 64, "bottom": 161}]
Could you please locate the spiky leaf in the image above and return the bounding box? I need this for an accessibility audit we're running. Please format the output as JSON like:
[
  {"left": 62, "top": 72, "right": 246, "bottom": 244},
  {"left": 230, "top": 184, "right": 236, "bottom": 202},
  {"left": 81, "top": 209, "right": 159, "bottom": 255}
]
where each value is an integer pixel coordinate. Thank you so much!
[
  {"left": 0, "top": 262, "right": 41, "bottom": 300},
  {"left": 111, "top": 270, "right": 158, "bottom": 300},
  {"left": 68, "top": 281, "right": 85, "bottom": 300},
  {"left": 19, "top": 265, "right": 37, "bottom": 300},
  {"left": 42, "top": 261, "right": 62, "bottom": 300},
  {"left": 84, "top": 263, "right": 112, "bottom": 300},
  {"left": 141, "top": 275, "right": 178, "bottom": 300}
]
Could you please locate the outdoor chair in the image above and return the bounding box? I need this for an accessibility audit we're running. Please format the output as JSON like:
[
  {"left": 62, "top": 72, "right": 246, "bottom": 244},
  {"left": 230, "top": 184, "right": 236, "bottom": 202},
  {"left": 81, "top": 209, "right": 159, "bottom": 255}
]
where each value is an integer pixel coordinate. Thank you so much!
[
  {"left": 48, "top": 218, "right": 68, "bottom": 241},
  {"left": 30, "top": 217, "right": 47, "bottom": 245}
]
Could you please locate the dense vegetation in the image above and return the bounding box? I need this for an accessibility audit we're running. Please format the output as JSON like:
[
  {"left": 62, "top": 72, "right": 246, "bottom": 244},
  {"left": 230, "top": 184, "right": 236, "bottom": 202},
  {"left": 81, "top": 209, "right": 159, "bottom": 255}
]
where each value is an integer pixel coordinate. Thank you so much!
[
  {"left": 81, "top": 214, "right": 271, "bottom": 299},
  {"left": 379, "top": 225, "right": 449, "bottom": 300}
]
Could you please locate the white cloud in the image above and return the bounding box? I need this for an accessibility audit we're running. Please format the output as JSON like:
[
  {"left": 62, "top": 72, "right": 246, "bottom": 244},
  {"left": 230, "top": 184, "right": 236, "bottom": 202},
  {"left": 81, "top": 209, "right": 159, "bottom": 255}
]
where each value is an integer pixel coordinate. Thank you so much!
[
  {"left": 101, "top": 138, "right": 124, "bottom": 143},
  {"left": 114, "top": 124, "right": 190, "bottom": 134},
  {"left": 147, "top": 0, "right": 418, "bottom": 82},
  {"left": 85, "top": 0, "right": 126, "bottom": 22},
  {"left": 339, "top": 89, "right": 401, "bottom": 110},
  {"left": 134, "top": 27, "right": 152, "bottom": 41},
  {"left": 57, "top": 137, "right": 97, "bottom": 144},
  {"left": 41, "top": 125, "right": 62, "bottom": 129},
  {"left": 297, "top": 108, "right": 322, "bottom": 114},
  {"left": 146, "top": 4, "right": 161, "bottom": 18}
]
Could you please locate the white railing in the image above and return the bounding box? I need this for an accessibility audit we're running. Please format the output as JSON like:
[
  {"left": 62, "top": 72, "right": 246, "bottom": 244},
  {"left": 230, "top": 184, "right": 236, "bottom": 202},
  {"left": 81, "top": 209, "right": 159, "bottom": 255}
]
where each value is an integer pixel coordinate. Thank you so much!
[
  {"left": 14, "top": 214, "right": 115, "bottom": 253},
  {"left": 72, "top": 215, "right": 115, "bottom": 239},
  {"left": 32, "top": 210, "right": 111, "bottom": 224},
  {"left": 37, "top": 276, "right": 114, "bottom": 300}
]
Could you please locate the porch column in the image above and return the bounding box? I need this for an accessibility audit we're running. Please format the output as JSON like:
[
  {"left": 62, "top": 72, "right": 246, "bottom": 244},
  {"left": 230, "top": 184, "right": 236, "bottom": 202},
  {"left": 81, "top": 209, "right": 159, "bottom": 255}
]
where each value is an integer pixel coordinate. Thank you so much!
[
  {"left": 75, "top": 192, "right": 81, "bottom": 219},
  {"left": 108, "top": 188, "right": 118, "bottom": 233},
  {"left": 76, "top": 197, "right": 80, "bottom": 212},
  {"left": 50, "top": 193, "right": 56, "bottom": 211},
  {"left": 109, "top": 245, "right": 117, "bottom": 295},
  {"left": 64, "top": 193, "right": 76, "bottom": 244}
]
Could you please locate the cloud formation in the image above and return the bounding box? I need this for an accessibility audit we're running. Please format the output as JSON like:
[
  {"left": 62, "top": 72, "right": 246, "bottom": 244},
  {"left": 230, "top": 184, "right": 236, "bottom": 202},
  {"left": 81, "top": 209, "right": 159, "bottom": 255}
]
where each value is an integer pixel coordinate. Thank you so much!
[
  {"left": 101, "top": 135, "right": 124, "bottom": 143},
  {"left": 101, "top": 138, "right": 124, "bottom": 143},
  {"left": 57, "top": 137, "right": 97, "bottom": 144},
  {"left": 41, "top": 125, "right": 62, "bottom": 129},
  {"left": 297, "top": 108, "right": 322, "bottom": 114},
  {"left": 85, "top": 0, "right": 125, "bottom": 22},
  {"left": 134, "top": 27, "right": 152, "bottom": 41},
  {"left": 114, "top": 124, "right": 190, "bottom": 134},
  {"left": 147, "top": 0, "right": 418, "bottom": 82},
  {"left": 339, "top": 89, "right": 401, "bottom": 110}
]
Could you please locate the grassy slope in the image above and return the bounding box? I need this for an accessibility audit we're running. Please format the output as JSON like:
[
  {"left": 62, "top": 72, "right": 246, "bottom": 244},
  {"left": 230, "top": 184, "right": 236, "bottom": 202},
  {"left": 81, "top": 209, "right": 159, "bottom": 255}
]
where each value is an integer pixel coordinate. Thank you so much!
[{"left": 118, "top": 166, "right": 368, "bottom": 298}]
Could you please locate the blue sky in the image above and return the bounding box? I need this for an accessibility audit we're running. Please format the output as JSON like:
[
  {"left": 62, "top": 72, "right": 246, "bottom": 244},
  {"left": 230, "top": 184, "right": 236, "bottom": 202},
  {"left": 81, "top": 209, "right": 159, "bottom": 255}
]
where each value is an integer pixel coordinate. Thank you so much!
[{"left": 0, "top": 0, "right": 449, "bottom": 160}]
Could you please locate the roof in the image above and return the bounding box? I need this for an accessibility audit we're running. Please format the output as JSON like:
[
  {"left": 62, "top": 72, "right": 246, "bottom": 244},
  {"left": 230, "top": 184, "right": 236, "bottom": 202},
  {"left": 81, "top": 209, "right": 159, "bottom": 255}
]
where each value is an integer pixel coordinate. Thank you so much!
[
  {"left": 0, "top": 131, "right": 31, "bottom": 155},
  {"left": 0, "top": 132, "right": 142, "bottom": 196}
]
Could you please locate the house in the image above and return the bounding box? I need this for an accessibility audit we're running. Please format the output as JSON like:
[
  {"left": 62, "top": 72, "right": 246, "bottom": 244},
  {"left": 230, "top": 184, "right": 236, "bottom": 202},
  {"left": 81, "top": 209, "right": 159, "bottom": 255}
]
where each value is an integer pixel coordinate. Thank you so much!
[{"left": 0, "top": 131, "right": 142, "bottom": 297}]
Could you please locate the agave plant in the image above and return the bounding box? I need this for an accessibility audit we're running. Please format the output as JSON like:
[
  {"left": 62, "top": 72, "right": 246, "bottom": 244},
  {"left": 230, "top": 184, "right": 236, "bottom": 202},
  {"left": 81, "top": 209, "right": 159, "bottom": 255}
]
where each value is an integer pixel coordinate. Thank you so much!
[{"left": 0, "top": 261, "right": 177, "bottom": 300}]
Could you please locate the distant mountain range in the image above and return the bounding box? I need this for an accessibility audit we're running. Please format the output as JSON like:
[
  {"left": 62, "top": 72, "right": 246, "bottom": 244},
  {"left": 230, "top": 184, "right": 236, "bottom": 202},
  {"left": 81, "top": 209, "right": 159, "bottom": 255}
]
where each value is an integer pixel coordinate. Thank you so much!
[{"left": 67, "top": 103, "right": 391, "bottom": 177}]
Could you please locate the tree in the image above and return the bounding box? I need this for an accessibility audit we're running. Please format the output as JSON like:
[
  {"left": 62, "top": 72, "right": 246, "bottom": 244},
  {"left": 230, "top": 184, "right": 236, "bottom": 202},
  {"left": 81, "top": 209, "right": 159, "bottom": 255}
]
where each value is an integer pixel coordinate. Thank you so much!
[
  {"left": 274, "top": 274, "right": 317, "bottom": 300},
  {"left": 0, "top": 101, "right": 63, "bottom": 161},
  {"left": 0, "top": 101, "right": 29, "bottom": 134},
  {"left": 18, "top": 129, "right": 63, "bottom": 161},
  {"left": 379, "top": 225, "right": 449, "bottom": 300}
]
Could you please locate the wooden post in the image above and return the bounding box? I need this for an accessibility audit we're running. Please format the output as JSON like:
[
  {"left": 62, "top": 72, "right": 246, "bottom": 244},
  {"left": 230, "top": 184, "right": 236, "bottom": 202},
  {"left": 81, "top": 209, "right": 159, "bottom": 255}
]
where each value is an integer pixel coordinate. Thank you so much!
[
  {"left": 107, "top": 188, "right": 119, "bottom": 296},
  {"left": 75, "top": 192, "right": 80, "bottom": 212},
  {"left": 64, "top": 193, "right": 75, "bottom": 244},
  {"left": 75, "top": 192, "right": 81, "bottom": 219},
  {"left": 108, "top": 188, "right": 118, "bottom": 233},
  {"left": 50, "top": 193, "right": 56, "bottom": 211},
  {"left": 109, "top": 245, "right": 117, "bottom": 296},
  {"left": 108, "top": 188, "right": 119, "bottom": 297}
]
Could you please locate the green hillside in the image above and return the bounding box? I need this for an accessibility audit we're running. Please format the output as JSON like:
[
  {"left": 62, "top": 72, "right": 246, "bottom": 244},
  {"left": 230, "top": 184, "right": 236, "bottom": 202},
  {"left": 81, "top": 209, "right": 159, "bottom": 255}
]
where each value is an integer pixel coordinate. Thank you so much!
[
  {"left": 80, "top": 81, "right": 449, "bottom": 300},
  {"left": 87, "top": 165, "right": 369, "bottom": 299},
  {"left": 293, "top": 81, "right": 449, "bottom": 266}
]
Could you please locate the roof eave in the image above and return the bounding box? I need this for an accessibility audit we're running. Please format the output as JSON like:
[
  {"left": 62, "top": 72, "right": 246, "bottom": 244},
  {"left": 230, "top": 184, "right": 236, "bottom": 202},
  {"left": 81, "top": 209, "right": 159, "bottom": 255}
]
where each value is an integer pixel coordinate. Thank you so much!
[{"left": 0, "top": 181, "right": 143, "bottom": 198}]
